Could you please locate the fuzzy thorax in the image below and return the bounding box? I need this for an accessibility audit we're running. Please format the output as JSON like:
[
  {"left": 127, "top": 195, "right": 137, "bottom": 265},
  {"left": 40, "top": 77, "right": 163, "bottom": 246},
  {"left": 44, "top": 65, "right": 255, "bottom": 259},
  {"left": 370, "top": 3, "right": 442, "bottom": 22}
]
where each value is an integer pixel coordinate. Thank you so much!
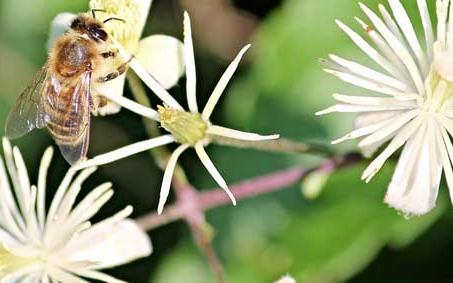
[{"left": 158, "top": 105, "right": 208, "bottom": 145}]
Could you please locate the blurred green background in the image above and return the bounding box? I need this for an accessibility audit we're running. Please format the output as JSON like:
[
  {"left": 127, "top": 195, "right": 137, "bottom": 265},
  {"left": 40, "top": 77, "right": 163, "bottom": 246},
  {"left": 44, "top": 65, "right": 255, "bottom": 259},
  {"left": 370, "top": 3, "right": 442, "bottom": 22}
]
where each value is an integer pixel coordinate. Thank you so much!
[{"left": 1, "top": 0, "right": 453, "bottom": 282}]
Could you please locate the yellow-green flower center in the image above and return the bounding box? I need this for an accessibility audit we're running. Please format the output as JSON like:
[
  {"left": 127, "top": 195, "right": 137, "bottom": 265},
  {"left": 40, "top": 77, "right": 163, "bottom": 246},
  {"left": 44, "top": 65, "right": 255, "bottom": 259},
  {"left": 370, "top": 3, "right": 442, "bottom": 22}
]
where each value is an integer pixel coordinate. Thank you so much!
[
  {"left": 89, "top": 0, "right": 142, "bottom": 52},
  {"left": 0, "top": 246, "right": 37, "bottom": 276},
  {"left": 158, "top": 105, "right": 208, "bottom": 145}
]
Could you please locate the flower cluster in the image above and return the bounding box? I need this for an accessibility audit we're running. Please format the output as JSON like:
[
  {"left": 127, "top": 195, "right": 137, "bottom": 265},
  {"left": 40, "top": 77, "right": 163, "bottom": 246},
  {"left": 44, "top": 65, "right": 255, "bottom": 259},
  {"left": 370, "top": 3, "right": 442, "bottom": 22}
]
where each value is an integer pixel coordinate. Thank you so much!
[
  {"left": 318, "top": 0, "right": 453, "bottom": 216},
  {"left": 75, "top": 12, "right": 279, "bottom": 214}
]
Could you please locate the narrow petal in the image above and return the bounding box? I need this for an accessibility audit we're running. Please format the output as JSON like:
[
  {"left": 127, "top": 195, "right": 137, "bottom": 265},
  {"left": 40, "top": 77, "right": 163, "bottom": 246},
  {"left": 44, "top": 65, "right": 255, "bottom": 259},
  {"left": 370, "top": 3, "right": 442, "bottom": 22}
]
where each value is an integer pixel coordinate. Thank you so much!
[
  {"left": 46, "top": 266, "right": 90, "bottom": 283},
  {"left": 385, "top": 119, "right": 442, "bottom": 216},
  {"left": 335, "top": 20, "right": 407, "bottom": 82},
  {"left": 37, "top": 148, "right": 53, "bottom": 231},
  {"left": 435, "top": 121, "right": 453, "bottom": 204},
  {"left": 437, "top": 0, "right": 449, "bottom": 47},
  {"left": 202, "top": 44, "right": 251, "bottom": 120},
  {"left": 54, "top": 167, "right": 98, "bottom": 222},
  {"left": 194, "top": 143, "right": 236, "bottom": 205},
  {"left": 183, "top": 12, "right": 198, "bottom": 113},
  {"left": 359, "top": 2, "right": 425, "bottom": 95},
  {"left": 158, "top": 144, "right": 189, "bottom": 214},
  {"left": 64, "top": 219, "right": 151, "bottom": 270},
  {"left": 323, "top": 68, "right": 404, "bottom": 96},
  {"left": 65, "top": 268, "right": 127, "bottom": 283},
  {"left": 136, "top": 35, "right": 185, "bottom": 89},
  {"left": 362, "top": 115, "right": 422, "bottom": 182},
  {"left": 332, "top": 113, "right": 397, "bottom": 144},
  {"left": 207, "top": 125, "right": 279, "bottom": 141},
  {"left": 316, "top": 103, "right": 413, "bottom": 115},
  {"left": 358, "top": 109, "right": 419, "bottom": 148},
  {"left": 74, "top": 135, "right": 175, "bottom": 170},
  {"left": 417, "top": 0, "right": 434, "bottom": 59},
  {"left": 332, "top": 93, "right": 416, "bottom": 106},
  {"left": 95, "top": 89, "right": 160, "bottom": 120},
  {"left": 115, "top": 42, "right": 183, "bottom": 110},
  {"left": 353, "top": 16, "right": 413, "bottom": 88},
  {"left": 327, "top": 54, "right": 408, "bottom": 91},
  {"left": 387, "top": 0, "right": 428, "bottom": 75}
]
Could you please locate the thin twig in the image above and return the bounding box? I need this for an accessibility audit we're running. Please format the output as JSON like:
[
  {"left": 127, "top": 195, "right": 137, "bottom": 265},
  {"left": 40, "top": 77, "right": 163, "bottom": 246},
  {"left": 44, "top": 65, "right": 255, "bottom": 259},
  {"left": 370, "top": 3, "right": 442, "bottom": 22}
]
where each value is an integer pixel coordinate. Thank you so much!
[{"left": 136, "top": 152, "right": 363, "bottom": 231}]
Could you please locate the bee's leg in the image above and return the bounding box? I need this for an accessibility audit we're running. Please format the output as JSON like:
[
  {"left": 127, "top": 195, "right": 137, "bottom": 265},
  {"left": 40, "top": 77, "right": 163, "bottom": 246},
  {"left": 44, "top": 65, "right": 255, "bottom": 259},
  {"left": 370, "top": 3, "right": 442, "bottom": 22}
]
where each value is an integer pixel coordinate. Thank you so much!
[
  {"left": 96, "top": 56, "right": 133, "bottom": 83},
  {"left": 100, "top": 50, "right": 117, "bottom": 58}
]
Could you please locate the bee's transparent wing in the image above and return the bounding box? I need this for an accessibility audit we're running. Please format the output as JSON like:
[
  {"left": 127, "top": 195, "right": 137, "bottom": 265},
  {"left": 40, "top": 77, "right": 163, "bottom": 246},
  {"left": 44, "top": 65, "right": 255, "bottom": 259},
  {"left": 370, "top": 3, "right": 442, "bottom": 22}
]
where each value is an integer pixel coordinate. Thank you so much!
[
  {"left": 55, "top": 72, "right": 92, "bottom": 165},
  {"left": 5, "top": 67, "right": 50, "bottom": 139}
]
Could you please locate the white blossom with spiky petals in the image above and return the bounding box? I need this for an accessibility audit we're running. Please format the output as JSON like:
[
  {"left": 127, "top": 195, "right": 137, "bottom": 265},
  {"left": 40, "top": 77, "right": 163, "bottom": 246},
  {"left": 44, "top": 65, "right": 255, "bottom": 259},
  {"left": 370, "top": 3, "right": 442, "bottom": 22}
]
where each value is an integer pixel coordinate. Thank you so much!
[
  {"left": 48, "top": 0, "right": 185, "bottom": 116},
  {"left": 0, "top": 138, "right": 151, "bottom": 282},
  {"left": 317, "top": 0, "right": 453, "bottom": 216},
  {"left": 75, "top": 12, "right": 279, "bottom": 214}
]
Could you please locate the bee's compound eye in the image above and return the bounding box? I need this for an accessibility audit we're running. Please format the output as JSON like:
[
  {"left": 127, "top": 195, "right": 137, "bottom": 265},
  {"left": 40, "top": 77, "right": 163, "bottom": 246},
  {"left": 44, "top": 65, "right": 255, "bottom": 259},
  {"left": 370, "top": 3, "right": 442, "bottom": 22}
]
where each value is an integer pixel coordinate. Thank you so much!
[{"left": 89, "top": 26, "right": 108, "bottom": 41}]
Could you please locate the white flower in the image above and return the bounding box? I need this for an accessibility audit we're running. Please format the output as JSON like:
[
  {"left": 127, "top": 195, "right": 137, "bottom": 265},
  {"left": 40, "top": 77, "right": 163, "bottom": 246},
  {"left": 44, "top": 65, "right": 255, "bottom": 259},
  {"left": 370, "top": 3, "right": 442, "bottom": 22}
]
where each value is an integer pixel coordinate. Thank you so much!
[
  {"left": 274, "top": 275, "right": 296, "bottom": 283},
  {"left": 75, "top": 12, "right": 280, "bottom": 214},
  {"left": 0, "top": 138, "right": 151, "bottom": 282},
  {"left": 48, "top": 0, "right": 185, "bottom": 116},
  {"left": 317, "top": 0, "right": 453, "bottom": 216}
]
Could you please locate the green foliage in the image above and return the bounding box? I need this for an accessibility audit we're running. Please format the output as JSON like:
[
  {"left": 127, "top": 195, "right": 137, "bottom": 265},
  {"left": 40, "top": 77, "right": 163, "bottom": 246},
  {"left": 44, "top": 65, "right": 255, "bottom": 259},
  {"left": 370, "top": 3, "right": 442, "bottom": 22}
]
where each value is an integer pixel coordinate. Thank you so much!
[{"left": 152, "top": 164, "right": 446, "bottom": 283}]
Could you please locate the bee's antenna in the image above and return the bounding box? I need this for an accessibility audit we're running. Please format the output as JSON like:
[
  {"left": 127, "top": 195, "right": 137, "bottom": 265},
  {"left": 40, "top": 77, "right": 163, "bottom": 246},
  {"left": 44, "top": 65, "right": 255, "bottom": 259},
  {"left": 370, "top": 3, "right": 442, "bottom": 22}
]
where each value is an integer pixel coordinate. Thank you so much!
[
  {"left": 103, "top": 17, "right": 126, "bottom": 24},
  {"left": 91, "top": 8, "right": 106, "bottom": 19}
]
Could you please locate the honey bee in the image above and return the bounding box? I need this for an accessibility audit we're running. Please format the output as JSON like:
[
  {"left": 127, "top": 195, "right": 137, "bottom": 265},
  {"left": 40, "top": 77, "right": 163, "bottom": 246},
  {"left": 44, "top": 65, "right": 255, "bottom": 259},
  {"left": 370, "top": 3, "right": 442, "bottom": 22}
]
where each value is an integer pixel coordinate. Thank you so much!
[{"left": 5, "top": 10, "right": 130, "bottom": 165}]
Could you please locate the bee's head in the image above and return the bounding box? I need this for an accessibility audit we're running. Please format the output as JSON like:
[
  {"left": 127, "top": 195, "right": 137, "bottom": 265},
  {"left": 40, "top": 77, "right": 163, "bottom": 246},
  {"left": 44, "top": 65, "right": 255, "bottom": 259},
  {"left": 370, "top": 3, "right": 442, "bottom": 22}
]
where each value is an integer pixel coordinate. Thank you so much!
[{"left": 70, "top": 15, "right": 108, "bottom": 42}]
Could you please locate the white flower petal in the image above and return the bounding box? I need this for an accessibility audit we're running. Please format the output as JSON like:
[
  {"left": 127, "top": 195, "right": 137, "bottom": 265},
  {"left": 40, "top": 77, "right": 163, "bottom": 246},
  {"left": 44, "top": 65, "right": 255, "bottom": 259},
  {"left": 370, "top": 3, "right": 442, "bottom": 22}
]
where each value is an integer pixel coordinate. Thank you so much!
[
  {"left": 74, "top": 135, "right": 175, "bottom": 170},
  {"left": 327, "top": 54, "right": 408, "bottom": 91},
  {"left": 417, "top": 0, "right": 434, "bottom": 59},
  {"left": 46, "top": 265, "right": 90, "bottom": 283},
  {"left": 332, "top": 93, "right": 416, "bottom": 106},
  {"left": 385, "top": 119, "right": 442, "bottom": 216},
  {"left": 194, "top": 143, "right": 236, "bottom": 205},
  {"left": 207, "top": 125, "right": 279, "bottom": 141},
  {"left": 115, "top": 42, "right": 183, "bottom": 110},
  {"left": 158, "top": 144, "right": 189, "bottom": 215},
  {"left": 316, "top": 103, "right": 412, "bottom": 115},
  {"left": 333, "top": 112, "right": 398, "bottom": 144},
  {"left": 362, "top": 115, "right": 422, "bottom": 182},
  {"left": 136, "top": 35, "right": 185, "bottom": 90},
  {"left": 94, "top": 86, "right": 160, "bottom": 120},
  {"left": 359, "top": 2, "right": 425, "bottom": 95},
  {"left": 91, "top": 75, "right": 127, "bottom": 116},
  {"left": 435, "top": 120, "right": 453, "bottom": 203},
  {"left": 47, "top": 13, "right": 77, "bottom": 50},
  {"left": 37, "top": 148, "right": 53, "bottom": 231},
  {"left": 358, "top": 109, "right": 419, "bottom": 148},
  {"left": 183, "top": 12, "right": 198, "bottom": 113},
  {"left": 323, "top": 68, "right": 406, "bottom": 96},
  {"left": 202, "top": 44, "right": 251, "bottom": 120},
  {"left": 64, "top": 219, "right": 151, "bottom": 270},
  {"left": 65, "top": 268, "right": 127, "bottom": 283},
  {"left": 336, "top": 20, "right": 407, "bottom": 83},
  {"left": 388, "top": 0, "right": 428, "bottom": 74},
  {"left": 436, "top": 0, "right": 449, "bottom": 47}
]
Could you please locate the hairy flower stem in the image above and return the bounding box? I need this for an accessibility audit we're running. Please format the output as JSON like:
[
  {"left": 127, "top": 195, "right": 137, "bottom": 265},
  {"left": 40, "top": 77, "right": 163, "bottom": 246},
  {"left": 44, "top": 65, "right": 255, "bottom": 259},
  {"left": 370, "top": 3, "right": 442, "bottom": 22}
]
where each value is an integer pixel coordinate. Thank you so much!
[
  {"left": 136, "top": 152, "right": 363, "bottom": 231},
  {"left": 211, "top": 135, "right": 335, "bottom": 157}
]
